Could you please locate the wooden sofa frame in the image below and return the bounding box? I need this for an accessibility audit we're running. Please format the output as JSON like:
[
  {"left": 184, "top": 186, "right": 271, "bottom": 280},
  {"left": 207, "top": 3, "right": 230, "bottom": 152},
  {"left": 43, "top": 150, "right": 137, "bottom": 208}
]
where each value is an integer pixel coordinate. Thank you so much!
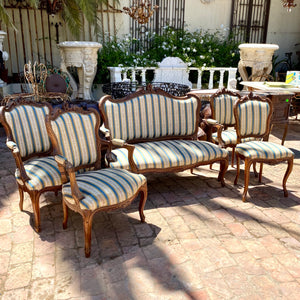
[{"left": 99, "top": 87, "right": 229, "bottom": 185}]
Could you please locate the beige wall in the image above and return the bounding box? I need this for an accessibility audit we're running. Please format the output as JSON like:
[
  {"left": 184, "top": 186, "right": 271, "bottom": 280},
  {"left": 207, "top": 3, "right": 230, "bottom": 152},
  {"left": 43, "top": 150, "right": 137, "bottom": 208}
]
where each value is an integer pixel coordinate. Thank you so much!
[{"left": 184, "top": 0, "right": 300, "bottom": 65}]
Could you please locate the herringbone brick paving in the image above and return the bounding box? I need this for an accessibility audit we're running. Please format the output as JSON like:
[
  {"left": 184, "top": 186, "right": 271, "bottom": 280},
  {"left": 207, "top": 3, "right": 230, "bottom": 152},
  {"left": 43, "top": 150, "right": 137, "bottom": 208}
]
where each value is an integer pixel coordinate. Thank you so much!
[{"left": 0, "top": 119, "right": 299, "bottom": 299}]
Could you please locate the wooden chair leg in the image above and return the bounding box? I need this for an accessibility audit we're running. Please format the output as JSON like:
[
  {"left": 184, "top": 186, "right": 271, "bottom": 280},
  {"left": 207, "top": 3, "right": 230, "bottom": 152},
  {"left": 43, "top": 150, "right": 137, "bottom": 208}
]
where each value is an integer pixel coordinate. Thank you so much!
[
  {"left": 242, "top": 158, "right": 252, "bottom": 202},
  {"left": 283, "top": 157, "right": 294, "bottom": 197},
  {"left": 83, "top": 212, "right": 94, "bottom": 258},
  {"left": 281, "top": 123, "right": 289, "bottom": 146},
  {"left": 18, "top": 186, "right": 24, "bottom": 211},
  {"left": 218, "top": 158, "right": 228, "bottom": 187},
  {"left": 62, "top": 200, "right": 68, "bottom": 229},
  {"left": 30, "top": 191, "right": 41, "bottom": 232},
  {"left": 234, "top": 154, "right": 240, "bottom": 185},
  {"left": 231, "top": 147, "right": 235, "bottom": 167},
  {"left": 253, "top": 162, "right": 258, "bottom": 178},
  {"left": 259, "top": 163, "right": 263, "bottom": 183},
  {"left": 139, "top": 184, "right": 147, "bottom": 223}
]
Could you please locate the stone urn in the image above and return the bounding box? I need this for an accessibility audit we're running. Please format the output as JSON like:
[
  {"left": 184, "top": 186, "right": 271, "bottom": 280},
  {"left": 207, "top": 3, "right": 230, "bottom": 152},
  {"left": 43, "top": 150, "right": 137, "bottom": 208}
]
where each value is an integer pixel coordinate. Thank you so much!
[
  {"left": 58, "top": 41, "right": 102, "bottom": 100},
  {"left": 238, "top": 43, "right": 279, "bottom": 82}
]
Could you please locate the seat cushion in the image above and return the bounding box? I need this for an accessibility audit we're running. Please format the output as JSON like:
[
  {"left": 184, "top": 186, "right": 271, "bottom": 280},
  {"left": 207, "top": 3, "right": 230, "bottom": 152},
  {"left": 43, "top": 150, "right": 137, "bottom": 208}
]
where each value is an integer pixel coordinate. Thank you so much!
[
  {"left": 110, "top": 140, "right": 228, "bottom": 171},
  {"left": 212, "top": 129, "right": 259, "bottom": 146},
  {"left": 62, "top": 168, "right": 147, "bottom": 210},
  {"left": 236, "top": 141, "right": 294, "bottom": 159},
  {"left": 15, "top": 156, "right": 61, "bottom": 191}
]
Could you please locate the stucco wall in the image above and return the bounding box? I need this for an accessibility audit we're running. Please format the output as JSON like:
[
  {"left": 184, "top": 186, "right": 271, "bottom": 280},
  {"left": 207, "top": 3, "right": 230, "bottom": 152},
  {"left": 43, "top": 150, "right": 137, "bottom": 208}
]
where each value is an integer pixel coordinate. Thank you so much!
[{"left": 184, "top": 0, "right": 300, "bottom": 66}]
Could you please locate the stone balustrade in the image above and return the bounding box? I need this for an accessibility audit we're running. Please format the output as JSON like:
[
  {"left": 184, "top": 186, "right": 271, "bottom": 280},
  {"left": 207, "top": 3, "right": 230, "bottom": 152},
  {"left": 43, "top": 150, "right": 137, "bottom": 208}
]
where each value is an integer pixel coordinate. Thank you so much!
[{"left": 108, "top": 57, "right": 238, "bottom": 90}]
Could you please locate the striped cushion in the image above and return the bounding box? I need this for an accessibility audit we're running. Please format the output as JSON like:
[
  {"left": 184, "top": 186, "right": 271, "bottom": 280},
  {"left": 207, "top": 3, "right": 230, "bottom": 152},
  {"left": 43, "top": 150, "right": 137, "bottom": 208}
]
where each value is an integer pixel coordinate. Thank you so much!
[
  {"left": 236, "top": 141, "right": 294, "bottom": 159},
  {"left": 104, "top": 94, "right": 198, "bottom": 140},
  {"left": 5, "top": 105, "right": 51, "bottom": 157},
  {"left": 212, "top": 129, "right": 259, "bottom": 146},
  {"left": 15, "top": 156, "right": 61, "bottom": 191},
  {"left": 213, "top": 94, "right": 238, "bottom": 125},
  {"left": 62, "top": 168, "right": 146, "bottom": 210},
  {"left": 109, "top": 140, "right": 228, "bottom": 171},
  {"left": 50, "top": 112, "right": 98, "bottom": 168},
  {"left": 237, "top": 100, "right": 270, "bottom": 136}
]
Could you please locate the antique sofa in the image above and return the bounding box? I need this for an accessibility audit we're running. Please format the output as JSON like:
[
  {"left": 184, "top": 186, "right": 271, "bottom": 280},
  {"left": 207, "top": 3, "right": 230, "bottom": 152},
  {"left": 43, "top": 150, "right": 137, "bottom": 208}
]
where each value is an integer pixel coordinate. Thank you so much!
[{"left": 99, "top": 87, "right": 229, "bottom": 185}]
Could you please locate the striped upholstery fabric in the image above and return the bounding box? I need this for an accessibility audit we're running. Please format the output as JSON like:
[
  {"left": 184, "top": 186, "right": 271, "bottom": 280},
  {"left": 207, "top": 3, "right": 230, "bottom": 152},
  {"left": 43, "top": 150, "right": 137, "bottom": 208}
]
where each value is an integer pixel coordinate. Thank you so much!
[
  {"left": 50, "top": 112, "right": 98, "bottom": 168},
  {"left": 62, "top": 168, "right": 146, "bottom": 210},
  {"left": 213, "top": 94, "right": 238, "bottom": 125},
  {"left": 5, "top": 105, "right": 51, "bottom": 157},
  {"left": 109, "top": 140, "right": 228, "bottom": 171},
  {"left": 237, "top": 100, "right": 270, "bottom": 136},
  {"left": 212, "top": 129, "right": 259, "bottom": 146},
  {"left": 236, "top": 141, "right": 294, "bottom": 159},
  {"left": 15, "top": 156, "right": 61, "bottom": 191},
  {"left": 104, "top": 94, "right": 198, "bottom": 140}
]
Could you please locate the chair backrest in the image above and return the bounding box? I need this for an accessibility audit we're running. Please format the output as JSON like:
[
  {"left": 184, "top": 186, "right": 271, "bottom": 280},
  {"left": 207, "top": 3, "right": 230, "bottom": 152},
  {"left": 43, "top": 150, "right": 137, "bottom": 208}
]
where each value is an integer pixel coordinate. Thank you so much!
[
  {"left": 99, "top": 89, "right": 201, "bottom": 142},
  {"left": 233, "top": 93, "right": 273, "bottom": 143},
  {"left": 0, "top": 99, "right": 52, "bottom": 159},
  {"left": 210, "top": 88, "right": 241, "bottom": 126},
  {"left": 46, "top": 106, "right": 101, "bottom": 170},
  {"left": 45, "top": 74, "right": 67, "bottom": 93}
]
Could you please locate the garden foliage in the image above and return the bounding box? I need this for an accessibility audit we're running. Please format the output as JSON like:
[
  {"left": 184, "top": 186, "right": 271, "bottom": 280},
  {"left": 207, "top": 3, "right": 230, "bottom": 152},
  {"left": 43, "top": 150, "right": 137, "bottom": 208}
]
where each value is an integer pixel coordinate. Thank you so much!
[{"left": 96, "top": 26, "right": 240, "bottom": 83}]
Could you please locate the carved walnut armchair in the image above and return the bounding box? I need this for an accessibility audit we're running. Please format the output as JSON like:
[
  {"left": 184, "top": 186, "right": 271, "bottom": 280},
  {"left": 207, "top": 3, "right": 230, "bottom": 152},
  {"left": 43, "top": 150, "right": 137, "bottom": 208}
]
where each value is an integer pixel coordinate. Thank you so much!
[
  {"left": 0, "top": 98, "right": 62, "bottom": 231},
  {"left": 46, "top": 106, "right": 147, "bottom": 257}
]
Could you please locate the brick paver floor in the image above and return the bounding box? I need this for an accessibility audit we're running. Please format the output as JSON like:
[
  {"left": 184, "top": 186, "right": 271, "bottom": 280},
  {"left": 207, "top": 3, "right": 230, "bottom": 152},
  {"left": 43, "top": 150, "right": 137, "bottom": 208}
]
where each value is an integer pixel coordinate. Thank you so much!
[{"left": 0, "top": 119, "right": 299, "bottom": 299}]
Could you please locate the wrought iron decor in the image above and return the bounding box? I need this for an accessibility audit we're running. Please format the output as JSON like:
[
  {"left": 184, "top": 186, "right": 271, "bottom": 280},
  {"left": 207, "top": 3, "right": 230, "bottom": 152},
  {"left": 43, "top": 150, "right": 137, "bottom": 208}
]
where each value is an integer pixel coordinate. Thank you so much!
[
  {"left": 123, "top": 0, "right": 159, "bottom": 24},
  {"left": 130, "top": 0, "right": 185, "bottom": 51},
  {"left": 281, "top": 0, "right": 297, "bottom": 12},
  {"left": 230, "top": 0, "right": 271, "bottom": 43}
]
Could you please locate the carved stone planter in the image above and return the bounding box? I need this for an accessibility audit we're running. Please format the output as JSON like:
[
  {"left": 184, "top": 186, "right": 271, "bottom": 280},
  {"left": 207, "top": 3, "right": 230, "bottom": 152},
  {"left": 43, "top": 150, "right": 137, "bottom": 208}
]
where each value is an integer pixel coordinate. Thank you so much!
[
  {"left": 238, "top": 43, "right": 279, "bottom": 82},
  {"left": 58, "top": 41, "right": 102, "bottom": 100}
]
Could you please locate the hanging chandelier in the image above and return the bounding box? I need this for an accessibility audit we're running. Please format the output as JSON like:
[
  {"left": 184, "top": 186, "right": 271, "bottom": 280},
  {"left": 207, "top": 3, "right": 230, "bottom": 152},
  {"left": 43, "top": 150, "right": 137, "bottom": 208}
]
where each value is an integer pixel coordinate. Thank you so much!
[
  {"left": 281, "top": 0, "right": 297, "bottom": 12},
  {"left": 123, "top": 1, "right": 159, "bottom": 24}
]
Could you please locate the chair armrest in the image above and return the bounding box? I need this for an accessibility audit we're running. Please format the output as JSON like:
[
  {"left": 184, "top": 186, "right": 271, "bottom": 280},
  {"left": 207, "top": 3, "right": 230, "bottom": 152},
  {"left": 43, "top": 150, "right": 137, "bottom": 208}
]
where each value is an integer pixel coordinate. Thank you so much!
[
  {"left": 111, "top": 139, "right": 138, "bottom": 173},
  {"left": 100, "top": 138, "right": 138, "bottom": 173},
  {"left": 203, "top": 119, "right": 224, "bottom": 145},
  {"left": 54, "top": 155, "right": 84, "bottom": 204},
  {"left": 6, "top": 141, "right": 30, "bottom": 182}
]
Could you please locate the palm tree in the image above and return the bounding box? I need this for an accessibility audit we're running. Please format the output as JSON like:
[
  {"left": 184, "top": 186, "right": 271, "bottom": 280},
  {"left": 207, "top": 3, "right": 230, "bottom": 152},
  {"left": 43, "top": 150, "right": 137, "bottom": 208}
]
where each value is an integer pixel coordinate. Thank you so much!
[{"left": 0, "top": 0, "right": 114, "bottom": 37}]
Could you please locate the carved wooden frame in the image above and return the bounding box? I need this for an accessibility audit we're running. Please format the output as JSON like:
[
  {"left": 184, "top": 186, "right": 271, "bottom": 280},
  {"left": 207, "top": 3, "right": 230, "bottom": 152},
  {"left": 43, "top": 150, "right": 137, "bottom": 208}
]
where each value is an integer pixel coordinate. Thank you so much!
[
  {"left": 99, "top": 88, "right": 229, "bottom": 186},
  {"left": 208, "top": 88, "right": 241, "bottom": 167},
  {"left": 46, "top": 105, "right": 148, "bottom": 257},
  {"left": 0, "top": 97, "right": 62, "bottom": 232},
  {"left": 233, "top": 93, "right": 294, "bottom": 202}
]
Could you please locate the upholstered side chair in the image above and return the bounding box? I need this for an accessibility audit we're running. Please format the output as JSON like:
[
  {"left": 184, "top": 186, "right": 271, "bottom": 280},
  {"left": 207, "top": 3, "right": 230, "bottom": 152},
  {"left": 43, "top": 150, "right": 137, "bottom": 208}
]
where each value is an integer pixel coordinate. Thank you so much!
[
  {"left": 0, "top": 98, "right": 62, "bottom": 232},
  {"left": 46, "top": 106, "right": 147, "bottom": 257},
  {"left": 208, "top": 88, "right": 242, "bottom": 167},
  {"left": 233, "top": 93, "right": 294, "bottom": 202}
]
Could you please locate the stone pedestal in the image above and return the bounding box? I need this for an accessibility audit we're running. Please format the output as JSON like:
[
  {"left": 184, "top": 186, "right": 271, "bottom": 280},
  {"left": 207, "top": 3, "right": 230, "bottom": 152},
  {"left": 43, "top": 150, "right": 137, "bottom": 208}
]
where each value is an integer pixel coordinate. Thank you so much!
[
  {"left": 58, "top": 41, "right": 102, "bottom": 100},
  {"left": 238, "top": 43, "right": 279, "bottom": 82}
]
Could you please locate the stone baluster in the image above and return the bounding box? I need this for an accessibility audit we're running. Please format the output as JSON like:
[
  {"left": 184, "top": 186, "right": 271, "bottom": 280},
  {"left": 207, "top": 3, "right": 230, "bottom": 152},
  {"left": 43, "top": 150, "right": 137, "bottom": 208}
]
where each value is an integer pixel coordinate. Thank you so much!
[
  {"left": 227, "top": 67, "right": 238, "bottom": 89},
  {"left": 141, "top": 69, "right": 146, "bottom": 83},
  {"left": 219, "top": 69, "right": 225, "bottom": 88},
  {"left": 131, "top": 68, "right": 136, "bottom": 83},
  {"left": 197, "top": 69, "right": 202, "bottom": 89},
  {"left": 208, "top": 69, "right": 215, "bottom": 89},
  {"left": 122, "top": 70, "right": 128, "bottom": 81}
]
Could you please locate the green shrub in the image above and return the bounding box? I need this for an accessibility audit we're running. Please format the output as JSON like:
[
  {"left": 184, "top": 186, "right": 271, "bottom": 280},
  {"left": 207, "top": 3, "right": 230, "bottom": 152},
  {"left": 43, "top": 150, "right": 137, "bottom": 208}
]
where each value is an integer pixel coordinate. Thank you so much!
[{"left": 95, "top": 26, "right": 240, "bottom": 83}]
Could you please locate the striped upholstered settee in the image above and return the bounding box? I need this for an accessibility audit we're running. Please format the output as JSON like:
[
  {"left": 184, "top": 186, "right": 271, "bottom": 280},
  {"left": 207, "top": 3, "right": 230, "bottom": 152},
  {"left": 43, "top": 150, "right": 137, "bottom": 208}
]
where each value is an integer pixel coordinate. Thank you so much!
[{"left": 99, "top": 88, "right": 229, "bottom": 186}]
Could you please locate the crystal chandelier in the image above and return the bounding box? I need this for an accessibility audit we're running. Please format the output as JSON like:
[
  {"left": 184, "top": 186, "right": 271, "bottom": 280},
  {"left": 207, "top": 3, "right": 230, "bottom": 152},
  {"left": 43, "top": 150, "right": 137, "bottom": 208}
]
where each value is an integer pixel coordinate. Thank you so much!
[
  {"left": 281, "top": 0, "right": 297, "bottom": 12},
  {"left": 123, "top": 1, "right": 159, "bottom": 24}
]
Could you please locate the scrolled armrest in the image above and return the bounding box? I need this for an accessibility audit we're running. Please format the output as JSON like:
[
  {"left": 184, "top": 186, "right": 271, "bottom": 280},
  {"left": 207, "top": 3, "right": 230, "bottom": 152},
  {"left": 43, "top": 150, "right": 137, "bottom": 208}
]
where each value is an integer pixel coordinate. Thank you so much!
[
  {"left": 54, "top": 154, "right": 84, "bottom": 204},
  {"left": 6, "top": 140, "right": 30, "bottom": 182},
  {"left": 101, "top": 138, "right": 138, "bottom": 173}
]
